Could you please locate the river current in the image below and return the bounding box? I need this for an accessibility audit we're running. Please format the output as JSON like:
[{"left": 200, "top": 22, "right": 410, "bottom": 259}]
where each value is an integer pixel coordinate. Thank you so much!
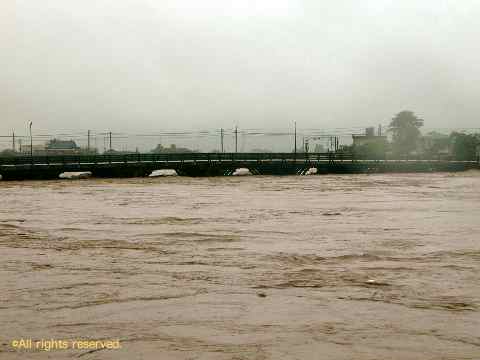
[{"left": 1, "top": 172, "right": 479, "bottom": 359}]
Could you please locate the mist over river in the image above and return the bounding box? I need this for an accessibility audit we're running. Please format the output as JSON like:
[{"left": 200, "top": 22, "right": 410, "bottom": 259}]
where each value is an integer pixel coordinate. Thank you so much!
[{"left": 1, "top": 172, "right": 479, "bottom": 359}]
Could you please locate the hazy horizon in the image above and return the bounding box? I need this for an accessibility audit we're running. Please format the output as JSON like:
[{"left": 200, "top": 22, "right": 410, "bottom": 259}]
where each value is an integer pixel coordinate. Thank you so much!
[{"left": 2, "top": 1, "right": 480, "bottom": 148}]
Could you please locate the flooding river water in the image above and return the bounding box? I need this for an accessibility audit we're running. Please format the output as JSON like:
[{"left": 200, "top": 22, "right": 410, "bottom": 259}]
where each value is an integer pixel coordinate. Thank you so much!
[{"left": 1, "top": 172, "right": 479, "bottom": 359}]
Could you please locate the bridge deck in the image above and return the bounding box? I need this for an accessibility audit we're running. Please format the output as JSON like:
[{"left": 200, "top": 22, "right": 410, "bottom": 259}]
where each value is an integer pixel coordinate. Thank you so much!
[
  {"left": 0, "top": 153, "right": 478, "bottom": 180},
  {"left": 0, "top": 152, "right": 351, "bottom": 166}
]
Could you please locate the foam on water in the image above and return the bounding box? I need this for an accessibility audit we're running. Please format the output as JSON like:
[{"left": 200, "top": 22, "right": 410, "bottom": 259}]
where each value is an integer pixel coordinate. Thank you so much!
[
  {"left": 232, "top": 168, "right": 252, "bottom": 176},
  {"left": 149, "top": 169, "right": 178, "bottom": 177},
  {"left": 58, "top": 172, "right": 92, "bottom": 179}
]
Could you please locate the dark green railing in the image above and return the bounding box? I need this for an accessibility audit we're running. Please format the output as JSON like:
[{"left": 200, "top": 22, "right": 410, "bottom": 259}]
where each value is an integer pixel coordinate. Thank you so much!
[{"left": 0, "top": 152, "right": 354, "bottom": 166}]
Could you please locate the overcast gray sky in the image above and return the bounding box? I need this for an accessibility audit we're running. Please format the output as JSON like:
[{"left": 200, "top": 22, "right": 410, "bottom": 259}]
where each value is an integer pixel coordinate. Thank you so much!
[{"left": 2, "top": 0, "right": 480, "bottom": 139}]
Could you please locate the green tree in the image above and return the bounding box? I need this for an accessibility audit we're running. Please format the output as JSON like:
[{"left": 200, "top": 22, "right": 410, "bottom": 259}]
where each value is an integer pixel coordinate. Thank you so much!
[
  {"left": 449, "top": 132, "right": 480, "bottom": 160},
  {"left": 389, "top": 111, "right": 424, "bottom": 156},
  {"left": 354, "top": 142, "right": 387, "bottom": 159},
  {"left": 421, "top": 131, "right": 450, "bottom": 158},
  {"left": 0, "top": 149, "right": 17, "bottom": 157},
  {"left": 151, "top": 144, "right": 195, "bottom": 153}
]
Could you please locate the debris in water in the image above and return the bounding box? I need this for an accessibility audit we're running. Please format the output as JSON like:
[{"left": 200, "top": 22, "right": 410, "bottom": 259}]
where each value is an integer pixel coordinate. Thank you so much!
[
  {"left": 305, "top": 167, "right": 318, "bottom": 175},
  {"left": 149, "top": 169, "right": 178, "bottom": 177},
  {"left": 233, "top": 168, "right": 252, "bottom": 176},
  {"left": 59, "top": 172, "right": 92, "bottom": 179},
  {"left": 365, "top": 279, "right": 389, "bottom": 286},
  {"left": 322, "top": 212, "right": 341, "bottom": 216},
  {"left": 257, "top": 292, "right": 267, "bottom": 298}
]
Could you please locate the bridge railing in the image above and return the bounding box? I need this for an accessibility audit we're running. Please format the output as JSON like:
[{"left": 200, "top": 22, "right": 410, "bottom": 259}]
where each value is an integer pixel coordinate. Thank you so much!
[{"left": 0, "top": 151, "right": 355, "bottom": 166}]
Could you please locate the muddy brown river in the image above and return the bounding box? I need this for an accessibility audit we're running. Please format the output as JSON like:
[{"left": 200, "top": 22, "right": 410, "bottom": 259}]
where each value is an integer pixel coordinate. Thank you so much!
[{"left": 1, "top": 172, "right": 479, "bottom": 359}]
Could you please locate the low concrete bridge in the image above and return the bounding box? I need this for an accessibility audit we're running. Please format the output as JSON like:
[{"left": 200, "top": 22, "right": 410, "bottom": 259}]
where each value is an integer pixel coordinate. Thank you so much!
[{"left": 0, "top": 152, "right": 478, "bottom": 180}]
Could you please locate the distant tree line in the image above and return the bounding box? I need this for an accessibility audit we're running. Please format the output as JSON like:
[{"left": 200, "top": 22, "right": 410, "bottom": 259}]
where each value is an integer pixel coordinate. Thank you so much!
[
  {"left": 150, "top": 143, "right": 196, "bottom": 154},
  {"left": 351, "top": 110, "right": 480, "bottom": 161},
  {"left": 1, "top": 115, "right": 479, "bottom": 160}
]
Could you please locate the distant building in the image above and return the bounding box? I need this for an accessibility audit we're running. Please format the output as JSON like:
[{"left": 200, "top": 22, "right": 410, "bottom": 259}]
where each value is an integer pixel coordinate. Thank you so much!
[
  {"left": 351, "top": 127, "right": 388, "bottom": 159},
  {"left": 19, "top": 144, "right": 46, "bottom": 155},
  {"left": 47, "top": 139, "right": 77, "bottom": 149},
  {"left": 352, "top": 127, "right": 387, "bottom": 148},
  {"left": 46, "top": 139, "right": 79, "bottom": 154},
  {"left": 18, "top": 139, "right": 82, "bottom": 156}
]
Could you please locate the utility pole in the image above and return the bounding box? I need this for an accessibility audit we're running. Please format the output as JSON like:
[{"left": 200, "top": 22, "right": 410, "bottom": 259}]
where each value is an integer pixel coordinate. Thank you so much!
[
  {"left": 12, "top": 131, "right": 15, "bottom": 152},
  {"left": 109, "top": 131, "right": 112, "bottom": 151},
  {"left": 234, "top": 126, "right": 238, "bottom": 153},
  {"left": 87, "top": 130, "right": 91, "bottom": 152},
  {"left": 294, "top": 121, "right": 297, "bottom": 157},
  {"left": 220, "top": 128, "right": 224, "bottom": 153},
  {"left": 29, "top": 121, "right": 33, "bottom": 159}
]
